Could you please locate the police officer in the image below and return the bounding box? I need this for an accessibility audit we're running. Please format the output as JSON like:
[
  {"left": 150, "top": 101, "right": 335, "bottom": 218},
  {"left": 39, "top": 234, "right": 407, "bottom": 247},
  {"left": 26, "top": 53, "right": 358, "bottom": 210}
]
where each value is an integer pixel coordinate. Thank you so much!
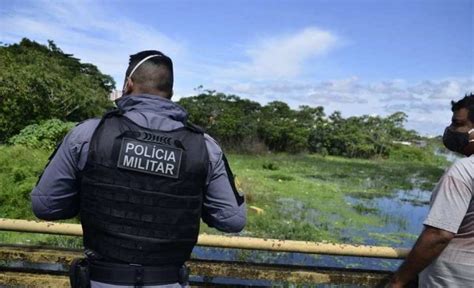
[{"left": 31, "top": 50, "right": 246, "bottom": 287}]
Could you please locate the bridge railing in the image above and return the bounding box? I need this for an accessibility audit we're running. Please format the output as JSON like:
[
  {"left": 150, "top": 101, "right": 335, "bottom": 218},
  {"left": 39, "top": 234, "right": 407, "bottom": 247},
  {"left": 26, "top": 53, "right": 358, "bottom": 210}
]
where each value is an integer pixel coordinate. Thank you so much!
[
  {"left": 0, "top": 218, "right": 408, "bottom": 286},
  {"left": 0, "top": 218, "right": 409, "bottom": 258}
]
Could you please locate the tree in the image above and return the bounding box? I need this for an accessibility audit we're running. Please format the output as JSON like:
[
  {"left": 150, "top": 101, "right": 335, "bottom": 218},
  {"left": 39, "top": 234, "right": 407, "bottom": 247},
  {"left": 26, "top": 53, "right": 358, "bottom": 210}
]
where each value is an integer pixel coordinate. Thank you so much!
[
  {"left": 308, "top": 111, "right": 420, "bottom": 158},
  {"left": 258, "top": 101, "right": 310, "bottom": 152},
  {"left": 0, "top": 38, "right": 115, "bottom": 142},
  {"left": 179, "top": 90, "right": 420, "bottom": 157},
  {"left": 178, "top": 92, "right": 261, "bottom": 148}
]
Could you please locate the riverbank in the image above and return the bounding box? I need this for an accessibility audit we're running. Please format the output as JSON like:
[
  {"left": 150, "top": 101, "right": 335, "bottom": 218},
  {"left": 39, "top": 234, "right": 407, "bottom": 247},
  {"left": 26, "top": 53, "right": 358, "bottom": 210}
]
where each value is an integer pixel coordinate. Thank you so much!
[
  {"left": 0, "top": 144, "right": 449, "bottom": 248},
  {"left": 219, "top": 151, "right": 447, "bottom": 246}
]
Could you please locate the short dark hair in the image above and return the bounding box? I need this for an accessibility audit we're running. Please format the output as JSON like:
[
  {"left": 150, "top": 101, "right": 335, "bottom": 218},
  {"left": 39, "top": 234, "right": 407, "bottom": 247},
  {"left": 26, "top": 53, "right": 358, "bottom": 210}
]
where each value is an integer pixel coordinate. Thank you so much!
[
  {"left": 451, "top": 92, "right": 474, "bottom": 122},
  {"left": 125, "top": 50, "right": 174, "bottom": 97}
]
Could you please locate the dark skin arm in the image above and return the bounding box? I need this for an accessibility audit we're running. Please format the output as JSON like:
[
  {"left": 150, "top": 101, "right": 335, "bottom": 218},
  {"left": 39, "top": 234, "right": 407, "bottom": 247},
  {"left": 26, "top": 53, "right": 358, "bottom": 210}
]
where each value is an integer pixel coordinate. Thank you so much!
[{"left": 388, "top": 225, "right": 454, "bottom": 287}]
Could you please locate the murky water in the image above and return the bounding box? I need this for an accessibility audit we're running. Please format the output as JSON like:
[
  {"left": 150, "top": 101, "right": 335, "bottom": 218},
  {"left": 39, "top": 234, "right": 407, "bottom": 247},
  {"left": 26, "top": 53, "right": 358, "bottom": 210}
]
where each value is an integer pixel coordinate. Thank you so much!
[
  {"left": 277, "top": 197, "right": 323, "bottom": 223},
  {"left": 434, "top": 148, "right": 461, "bottom": 162},
  {"left": 191, "top": 184, "right": 435, "bottom": 276},
  {"left": 345, "top": 188, "right": 431, "bottom": 247}
]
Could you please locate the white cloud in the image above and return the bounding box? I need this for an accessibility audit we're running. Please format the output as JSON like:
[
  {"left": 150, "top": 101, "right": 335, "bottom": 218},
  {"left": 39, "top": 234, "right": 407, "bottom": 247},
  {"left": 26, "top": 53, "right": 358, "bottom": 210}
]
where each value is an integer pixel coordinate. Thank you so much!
[
  {"left": 217, "top": 27, "right": 339, "bottom": 80},
  {"left": 305, "top": 77, "right": 369, "bottom": 104},
  {"left": 0, "top": 0, "right": 185, "bottom": 87},
  {"left": 406, "top": 79, "right": 470, "bottom": 100}
]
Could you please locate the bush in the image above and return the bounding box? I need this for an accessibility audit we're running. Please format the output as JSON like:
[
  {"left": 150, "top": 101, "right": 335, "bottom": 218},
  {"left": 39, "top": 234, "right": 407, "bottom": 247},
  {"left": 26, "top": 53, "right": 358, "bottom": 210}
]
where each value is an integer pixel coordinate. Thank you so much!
[
  {"left": 0, "top": 38, "right": 114, "bottom": 142},
  {"left": 389, "top": 144, "right": 447, "bottom": 166},
  {"left": 0, "top": 145, "right": 50, "bottom": 219},
  {"left": 178, "top": 92, "right": 261, "bottom": 149},
  {"left": 8, "top": 119, "right": 76, "bottom": 150},
  {"left": 308, "top": 112, "right": 415, "bottom": 159}
]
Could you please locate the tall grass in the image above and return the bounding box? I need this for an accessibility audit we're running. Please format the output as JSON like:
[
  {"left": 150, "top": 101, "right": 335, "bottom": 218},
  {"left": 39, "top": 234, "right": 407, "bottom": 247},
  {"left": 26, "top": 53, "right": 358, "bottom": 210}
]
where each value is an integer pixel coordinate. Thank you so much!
[{"left": 0, "top": 145, "right": 50, "bottom": 219}]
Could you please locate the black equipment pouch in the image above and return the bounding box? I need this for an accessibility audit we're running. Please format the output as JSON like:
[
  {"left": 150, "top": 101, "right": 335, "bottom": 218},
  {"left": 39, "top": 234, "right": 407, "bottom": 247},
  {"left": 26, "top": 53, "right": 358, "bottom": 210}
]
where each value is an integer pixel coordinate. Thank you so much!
[
  {"left": 178, "top": 264, "right": 190, "bottom": 285},
  {"left": 69, "top": 258, "right": 91, "bottom": 288}
]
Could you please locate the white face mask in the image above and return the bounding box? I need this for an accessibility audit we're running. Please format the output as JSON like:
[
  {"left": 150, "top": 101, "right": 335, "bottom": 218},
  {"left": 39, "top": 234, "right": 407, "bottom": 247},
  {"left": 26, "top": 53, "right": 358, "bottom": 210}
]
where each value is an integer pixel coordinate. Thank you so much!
[{"left": 122, "top": 54, "right": 162, "bottom": 94}]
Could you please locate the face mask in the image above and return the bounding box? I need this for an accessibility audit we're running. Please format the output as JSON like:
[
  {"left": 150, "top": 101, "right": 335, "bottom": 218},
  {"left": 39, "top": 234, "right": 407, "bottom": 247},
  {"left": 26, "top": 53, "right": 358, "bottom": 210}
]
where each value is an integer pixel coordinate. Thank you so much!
[{"left": 442, "top": 127, "right": 474, "bottom": 153}]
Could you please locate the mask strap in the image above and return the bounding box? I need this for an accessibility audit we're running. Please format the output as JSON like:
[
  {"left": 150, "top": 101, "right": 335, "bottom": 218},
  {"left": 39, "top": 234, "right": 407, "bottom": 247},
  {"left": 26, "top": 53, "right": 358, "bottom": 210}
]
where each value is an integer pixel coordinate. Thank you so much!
[
  {"left": 129, "top": 54, "right": 162, "bottom": 78},
  {"left": 122, "top": 54, "right": 162, "bottom": 92},
  {"left": 468, "top": 129, "right": 474, "bottom": 142}
]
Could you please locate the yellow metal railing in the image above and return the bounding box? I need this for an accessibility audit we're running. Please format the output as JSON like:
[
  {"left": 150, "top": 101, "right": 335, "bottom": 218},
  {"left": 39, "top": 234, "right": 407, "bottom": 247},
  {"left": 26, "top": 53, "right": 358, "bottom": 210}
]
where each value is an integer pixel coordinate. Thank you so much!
[{"left": 0, "top": 218, "right": 409, "bottom": 259}]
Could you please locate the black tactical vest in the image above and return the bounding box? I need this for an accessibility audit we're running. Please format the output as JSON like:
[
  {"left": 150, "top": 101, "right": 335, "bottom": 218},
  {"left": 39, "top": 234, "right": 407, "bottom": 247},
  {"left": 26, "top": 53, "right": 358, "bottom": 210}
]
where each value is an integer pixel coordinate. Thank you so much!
[{"left": 79, "top": 110, "right": 208, "bottom": 265}]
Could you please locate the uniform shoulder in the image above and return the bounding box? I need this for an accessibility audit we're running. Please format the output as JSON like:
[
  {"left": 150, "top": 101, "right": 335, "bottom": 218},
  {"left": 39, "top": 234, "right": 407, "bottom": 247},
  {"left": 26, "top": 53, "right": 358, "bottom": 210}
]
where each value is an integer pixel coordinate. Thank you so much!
[
  {"left": 67, "top": 118, "right": 101, "bottom": 145},
  {"left": 203, "top": 133, "right": 223, "bottom": 160}
]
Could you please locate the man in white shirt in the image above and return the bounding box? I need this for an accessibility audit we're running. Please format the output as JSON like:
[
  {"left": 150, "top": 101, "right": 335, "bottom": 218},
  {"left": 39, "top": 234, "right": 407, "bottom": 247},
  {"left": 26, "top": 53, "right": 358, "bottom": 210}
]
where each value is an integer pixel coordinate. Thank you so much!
[{"left": 389, "top": 92, "right": 474, "bottom": 287}]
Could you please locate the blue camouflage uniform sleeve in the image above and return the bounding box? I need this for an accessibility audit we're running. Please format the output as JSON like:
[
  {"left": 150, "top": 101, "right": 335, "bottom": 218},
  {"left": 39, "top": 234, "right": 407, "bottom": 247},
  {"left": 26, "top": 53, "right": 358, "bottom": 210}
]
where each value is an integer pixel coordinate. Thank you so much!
[
  {"left": 31, "top": 119, "right": 100, "bottom": 220},
  {"left": 201, "top": 134, "right": 246, "bottom": 233}
]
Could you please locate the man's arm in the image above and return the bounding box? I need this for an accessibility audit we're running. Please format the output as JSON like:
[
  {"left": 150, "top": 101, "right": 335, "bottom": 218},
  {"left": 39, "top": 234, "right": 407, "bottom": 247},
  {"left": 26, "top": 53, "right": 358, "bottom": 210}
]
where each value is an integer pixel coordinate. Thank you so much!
[
  {"left": 31, "top": 119, "right": 98, "bottom": 220},
  {"left": 201, "top": 134, "right": 246, "bottom": 233},
  {"left": 390, "top": 158, "right": 474, "bottom": 287},
  {"left": 389, "top": 226, "right": 454, "bottom": 287}
]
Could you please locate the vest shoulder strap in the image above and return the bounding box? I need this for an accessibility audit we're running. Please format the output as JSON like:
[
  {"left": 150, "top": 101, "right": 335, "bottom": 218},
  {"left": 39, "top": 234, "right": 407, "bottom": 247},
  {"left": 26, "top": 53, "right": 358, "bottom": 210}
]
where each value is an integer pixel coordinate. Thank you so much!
[
  {"left": 185, "top": 122, "right": 205, "bottom": 134},
  {"left": 103, "top": 108, "right": 124, "bottom": 118}
]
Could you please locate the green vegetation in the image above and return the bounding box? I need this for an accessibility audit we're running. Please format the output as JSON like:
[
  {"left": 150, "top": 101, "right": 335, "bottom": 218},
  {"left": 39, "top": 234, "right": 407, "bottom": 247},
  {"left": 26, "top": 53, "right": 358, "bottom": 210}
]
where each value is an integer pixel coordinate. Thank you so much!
[
  {"left": 0, "top": 144, "right": 448, "bottom": 248},
  {"left": 0, "top": 38, "right": 114, "bottom": 142},
  {"left": 0, "top": 144, "right": 82, "bottom": 247},
  {"left": 179, "top": 91, "right": 421, "bottom": 158},
  {"left": 308, "top": 111, "right": 418, "bottom": 158},
  {"left": 9, "top": 119, "right": 76, "bottom": 150},
  {"left": 200, "top": 152, "right": 447, "bottom": 245},
  {"left": 225, "top": 154, "right": 443, "bottom": 243},
  {"left": 0, "top": 145, "right": 49, "bottom": 219}
]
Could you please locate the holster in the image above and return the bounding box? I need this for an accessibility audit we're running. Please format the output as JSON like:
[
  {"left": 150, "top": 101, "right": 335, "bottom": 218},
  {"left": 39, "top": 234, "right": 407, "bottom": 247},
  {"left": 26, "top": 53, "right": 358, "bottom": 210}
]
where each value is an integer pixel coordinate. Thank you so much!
[{"left": 69, "top": 258, "right": 91, "bottom": 288}]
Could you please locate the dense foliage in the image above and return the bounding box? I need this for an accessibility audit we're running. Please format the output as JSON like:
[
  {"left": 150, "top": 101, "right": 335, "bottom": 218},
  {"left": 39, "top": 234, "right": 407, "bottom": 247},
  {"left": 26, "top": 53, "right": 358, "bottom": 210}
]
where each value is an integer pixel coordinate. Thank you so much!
[
  {"left": 307, "top": 111, "right": 419, "bottom": 158},
  {"left": 179, "top": 92, "right": 261, "bottom": 150},
  {"left": 9, "top": 119, "right": 76, "bottom": 150},
  {"left": 179, "top": 91, "right": 420, "bottom": 158},
  {"left": 0, "top": 38, "right": 114, "bottom": 142},
  {"left": 0, "top": 145, "right": 50, "bottom": 219}
]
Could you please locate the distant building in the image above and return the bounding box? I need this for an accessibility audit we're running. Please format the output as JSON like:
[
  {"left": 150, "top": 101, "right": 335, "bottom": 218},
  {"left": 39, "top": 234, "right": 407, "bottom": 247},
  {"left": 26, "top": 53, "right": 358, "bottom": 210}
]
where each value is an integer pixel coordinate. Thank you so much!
[
  {"left": 109, "top": 90, "right": 121, "bottom": 101},
  {"left": 392, "top": 140, "right": 428, "bottom": 148},
  {"left": 412, "top": 140, "right": 427, "bottom": 148},
  {"left": 392, "top": 141, "right": 412, "bottom": 146}
]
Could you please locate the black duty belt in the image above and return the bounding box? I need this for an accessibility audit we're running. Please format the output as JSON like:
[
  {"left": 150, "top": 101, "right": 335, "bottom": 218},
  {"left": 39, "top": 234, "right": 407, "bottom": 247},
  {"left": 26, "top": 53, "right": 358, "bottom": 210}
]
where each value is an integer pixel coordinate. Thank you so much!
[{"left": 88, "top": 260, "right": 188, "bottom": 285}]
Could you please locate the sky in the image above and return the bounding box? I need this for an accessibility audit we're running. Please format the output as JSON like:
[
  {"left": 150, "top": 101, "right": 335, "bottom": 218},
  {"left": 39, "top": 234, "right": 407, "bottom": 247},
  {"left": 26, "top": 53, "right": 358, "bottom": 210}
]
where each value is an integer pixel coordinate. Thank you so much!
[{"left": 1, "top": 0, "right": 473, "bottom": 135}]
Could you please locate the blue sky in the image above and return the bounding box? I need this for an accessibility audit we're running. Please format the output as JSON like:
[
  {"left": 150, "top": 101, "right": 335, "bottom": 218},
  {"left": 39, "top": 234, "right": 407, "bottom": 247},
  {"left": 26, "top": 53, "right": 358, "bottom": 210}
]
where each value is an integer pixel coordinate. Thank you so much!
[{"left": 1, "top": 0, "right": 473, "bottom": 135}]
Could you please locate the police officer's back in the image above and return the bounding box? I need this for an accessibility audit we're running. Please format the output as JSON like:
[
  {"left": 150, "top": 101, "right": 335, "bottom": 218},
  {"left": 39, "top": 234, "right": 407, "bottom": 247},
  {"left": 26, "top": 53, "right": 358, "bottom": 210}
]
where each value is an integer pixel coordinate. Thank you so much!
[{"left": 31, "top": 50, "right": 246, "bottom": 287}]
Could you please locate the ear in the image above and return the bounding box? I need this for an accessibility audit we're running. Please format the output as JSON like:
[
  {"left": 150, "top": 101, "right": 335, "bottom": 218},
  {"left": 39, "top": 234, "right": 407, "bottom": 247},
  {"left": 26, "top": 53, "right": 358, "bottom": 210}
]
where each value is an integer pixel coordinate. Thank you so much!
[
  {"left": 464, "top": 124, "right": 474, "bottom": 156},
  {"left": 123, "top": 78, "right": 134, "bottom": 95},
  {"left": 469, "top": 119, "right": 474, "bottom": 130}
]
